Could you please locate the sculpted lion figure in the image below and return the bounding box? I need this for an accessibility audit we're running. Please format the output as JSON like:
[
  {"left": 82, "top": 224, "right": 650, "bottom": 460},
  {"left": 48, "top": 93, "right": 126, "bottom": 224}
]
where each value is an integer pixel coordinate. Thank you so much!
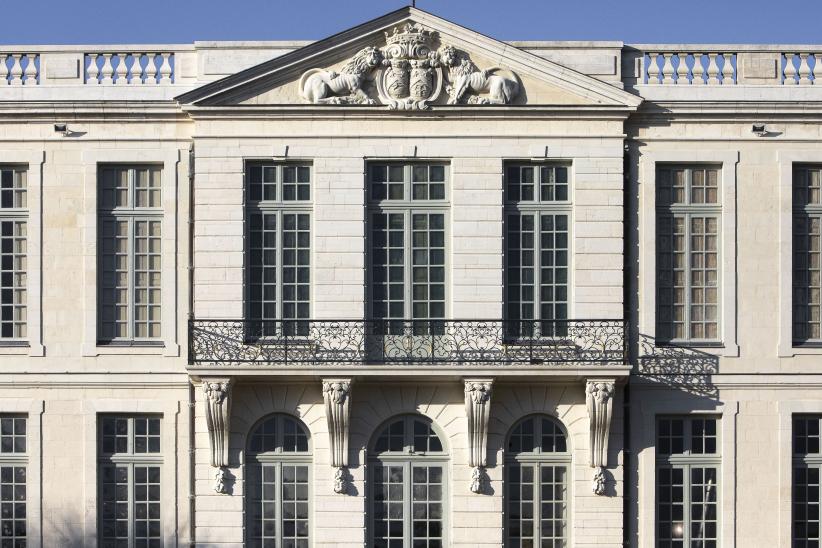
[
  {"left": 299, "top": 47, "right": 383, "bottom": 105},
  {"left": 435, "top": 45, "right": 520, "bottom": 105}
]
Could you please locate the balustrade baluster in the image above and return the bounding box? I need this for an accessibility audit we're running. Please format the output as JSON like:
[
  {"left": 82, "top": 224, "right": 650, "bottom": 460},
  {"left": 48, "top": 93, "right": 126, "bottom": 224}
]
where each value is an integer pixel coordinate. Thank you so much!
[
  {"left": 662, "top": 53, "right": 675, "bottom": 84},
  {"left": 692, "top": 53, "right": 705, "bottom": 85},
  {"left": 0, "top": 55, "right": 8, "bottom": 85},
  {"left": 9, "top": 54, "right": 23, "bottom": 85},
  {"left": 720, "top": 53, "right": 735, "bottom": 84},
  {"left": 158, "top": 53, "right": 172, "bottom": 84},
  {"left": 784, "top": 53, "right": 798, "bottom": 85},
  {"left": 101, "top": 53, "right": 114, "bottom": 85},
  {"left": 87, "top": 54, "right": 100, "bottom": 83},
  {"left": 646, "top": 53, "right": 660, "bottom": 84},
  {"left": 799, "top": 53, "right": 812, "bottom": 85},
  {"left": 129, "top": 53, "right": 143, "bottom": 84},
  {"left": 113, "top": 54, "right": 125, "bottom": 84},
  {"left": 675, "top": 53, "right": 689, "bottom": 84},
  {"left": 707, "top": 53, "right": 720, "bottom": 85},
  {"left": 22, "top": 55, "right": 37, "bottom": 85}
]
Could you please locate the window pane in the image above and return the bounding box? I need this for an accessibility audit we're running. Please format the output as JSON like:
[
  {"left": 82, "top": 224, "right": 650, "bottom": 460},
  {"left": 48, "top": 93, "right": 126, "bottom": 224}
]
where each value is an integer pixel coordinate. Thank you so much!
[
  {"left": 411, "top": 465, "right": 444, "bottom": 545},
  {"left": 372, "top": 464, "right": 404, "bottom": 546},
  {"left": 656, "top": 466, "right": 685, "bottom": 545},
  {"left": 98, "top": 166, "right": 162, "bottom": 342},
  {"left": 0, "top": 220, "right": 26, "bottom": 340},
  {"left": 99, "top": 416, "right": 163, "bottom": 546},
  {"left": 656, "top": 166, "right": 721, "bottom": 343},
  {"left": 371, "top": 212, "right": 405, "bottom": 323},
  {"left": 504, "top": 164, "right": 570, "bottom": 334},
  {"left": 794, "top": 166, "right": 822, "bottom": 342}
]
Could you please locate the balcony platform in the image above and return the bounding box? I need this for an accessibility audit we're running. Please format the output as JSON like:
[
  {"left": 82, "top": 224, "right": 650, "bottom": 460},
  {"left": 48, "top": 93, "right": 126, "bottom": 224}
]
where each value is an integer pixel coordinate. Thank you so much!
[{"left": 187, "top": 318, "right": 629, "bottom": 379}]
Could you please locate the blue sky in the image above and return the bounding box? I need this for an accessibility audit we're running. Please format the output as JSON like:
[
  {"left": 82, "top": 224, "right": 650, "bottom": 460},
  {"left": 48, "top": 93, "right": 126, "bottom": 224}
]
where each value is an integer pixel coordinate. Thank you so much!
[{"left": 8, "top": 0, "right": 822, "bottom": 44}]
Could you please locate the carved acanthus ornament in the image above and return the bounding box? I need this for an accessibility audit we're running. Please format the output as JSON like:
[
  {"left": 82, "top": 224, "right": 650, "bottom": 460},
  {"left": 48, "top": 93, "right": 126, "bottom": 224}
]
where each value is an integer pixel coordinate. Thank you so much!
[
  {"left": 323, "top": 379, "right": 352, "bottom": 494},
  {"left": 299, "top": 22, "right": 521, "bottom": 108},
  {"left": 586, "top": 379, "right": 615, "bottom": 496},
  {"left": 464, "top": 379, "right": 494, "bottom": 494},
  {"left": 203, "top": 377, "right": 233, "bottom": 494}
]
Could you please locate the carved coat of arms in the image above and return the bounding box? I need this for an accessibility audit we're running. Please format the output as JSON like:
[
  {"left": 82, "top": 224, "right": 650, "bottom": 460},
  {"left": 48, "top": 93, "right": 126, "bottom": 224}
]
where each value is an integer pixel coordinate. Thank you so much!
[
  {"left": 375, "top": 23, "right": 443, "bottom": 110},
  {"left": 298, "top": 22, "right": 521, "bottom": 109}
]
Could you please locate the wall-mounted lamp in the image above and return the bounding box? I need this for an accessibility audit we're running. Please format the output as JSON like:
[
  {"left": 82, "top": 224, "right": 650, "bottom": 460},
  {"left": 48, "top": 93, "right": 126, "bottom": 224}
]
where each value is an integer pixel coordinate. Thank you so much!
[
  {"left": 752, "top": 124, "right": 768, "bottom": 137},
  {"left": 54, "top": 123, "right": 69, "bottom": 137}
]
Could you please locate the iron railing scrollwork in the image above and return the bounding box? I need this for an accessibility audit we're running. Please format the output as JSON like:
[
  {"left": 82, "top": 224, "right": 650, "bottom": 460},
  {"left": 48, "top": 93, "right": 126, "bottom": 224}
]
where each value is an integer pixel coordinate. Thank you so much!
[{"left": 188, "top": 319, "right": 627, "bottom": 367}]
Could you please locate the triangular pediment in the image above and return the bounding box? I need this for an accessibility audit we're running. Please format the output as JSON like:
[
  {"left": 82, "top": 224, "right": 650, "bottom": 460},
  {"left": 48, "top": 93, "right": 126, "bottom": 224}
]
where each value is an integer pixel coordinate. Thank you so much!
[{"left": 176, "top": 7, "right": 641, "bottom": 111}]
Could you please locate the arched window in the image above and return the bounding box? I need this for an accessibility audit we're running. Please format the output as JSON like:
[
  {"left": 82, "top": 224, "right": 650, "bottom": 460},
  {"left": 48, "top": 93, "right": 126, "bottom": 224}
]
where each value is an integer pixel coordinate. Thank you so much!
[
  {"left": 506, "top": 415, "right": 570, "bottom": 547},
  {"left": 246, "top": 414, "right": 311, "bottom": 548},
  {"left": 369, "top": 414, "right": 447, "bottom": 547}
]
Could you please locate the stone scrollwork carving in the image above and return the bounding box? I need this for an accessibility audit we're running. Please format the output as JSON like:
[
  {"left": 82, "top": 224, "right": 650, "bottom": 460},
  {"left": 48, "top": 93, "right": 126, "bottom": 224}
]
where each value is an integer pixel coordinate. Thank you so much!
[
  {"left": 203, "top": 377, "right": 233, "bottom": 494},
  {"left": 299, "top": 22, "right": 521, "bottom": 108},
  {"left": 434, "top": 45, "right": 521, "bottom": 105},
  {"left": 586, "top": 379, "right": 615, "bottom": 496},
  {"left": 299, "top": 47, "right": 383, "bottom": 105},
  {"left": 323, "top": 379, "right": 352, "bottom": 494},
  {"left": 464, "top": 379, "right": 494, "bottom": 494}
]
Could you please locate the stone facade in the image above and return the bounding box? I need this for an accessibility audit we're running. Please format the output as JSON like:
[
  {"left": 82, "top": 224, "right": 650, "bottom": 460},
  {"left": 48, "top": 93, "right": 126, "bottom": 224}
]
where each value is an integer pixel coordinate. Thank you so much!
[{"left": 1, "top": 6, "right": 822, "bottom": 547}]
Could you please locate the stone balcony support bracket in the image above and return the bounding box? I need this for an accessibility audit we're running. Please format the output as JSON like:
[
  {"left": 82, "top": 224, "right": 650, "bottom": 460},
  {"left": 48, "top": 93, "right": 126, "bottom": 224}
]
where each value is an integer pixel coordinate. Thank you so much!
[
  {"left": 203, "top": 377, "right": 233, "bottom": 494},
  {"left": 464, "top": 378, "right": 494, "bottom": 494},
  {"left": 322, "top": 379, "right": 352, "bottom": 494},
  {"left": 586, "top": 378, "right": 615, "bottom": 495}
]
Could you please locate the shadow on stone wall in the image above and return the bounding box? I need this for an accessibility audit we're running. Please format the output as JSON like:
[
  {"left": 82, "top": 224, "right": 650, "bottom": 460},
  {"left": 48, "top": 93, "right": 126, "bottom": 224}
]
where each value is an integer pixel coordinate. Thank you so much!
[{"left": 635, "top": 334, "right": 720, "bottom": 398}]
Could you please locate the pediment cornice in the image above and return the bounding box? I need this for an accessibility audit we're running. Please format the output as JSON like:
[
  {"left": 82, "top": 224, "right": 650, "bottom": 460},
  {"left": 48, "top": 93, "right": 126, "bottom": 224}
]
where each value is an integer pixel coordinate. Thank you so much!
[{"left": 176, "top": 7, "right": 642, "bottom": 111}]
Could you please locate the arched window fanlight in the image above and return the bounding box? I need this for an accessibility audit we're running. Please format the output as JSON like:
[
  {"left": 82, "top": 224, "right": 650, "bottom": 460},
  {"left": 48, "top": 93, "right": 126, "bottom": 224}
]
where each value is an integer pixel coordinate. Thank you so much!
[
  {"left": 369, "top": 414, "right": 447, "bottom": 547},
  {"left": 505, "top": 415, "right": 571, "bottom": 547},
  {"left": 246, "top": 414, "right": 311, "bottom": 548}
]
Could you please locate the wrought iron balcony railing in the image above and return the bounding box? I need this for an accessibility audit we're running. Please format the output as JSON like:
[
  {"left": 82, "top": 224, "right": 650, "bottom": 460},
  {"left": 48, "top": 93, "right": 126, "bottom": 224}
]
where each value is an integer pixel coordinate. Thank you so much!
[{"left": 188, "top": 319, "right": 627, "bottom": 367}]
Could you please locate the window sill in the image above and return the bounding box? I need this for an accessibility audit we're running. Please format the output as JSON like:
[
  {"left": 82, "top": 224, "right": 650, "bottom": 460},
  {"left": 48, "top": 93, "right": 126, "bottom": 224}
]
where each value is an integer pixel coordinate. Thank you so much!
[
  {"left": 655, "top": 340, "right": 724, "bottom": 349},
  {"left": 82, "top": 342, "right": 180, "bottom": 357},
  {"left": 0, "top": 342, "right": 31, "bottom": 356}
]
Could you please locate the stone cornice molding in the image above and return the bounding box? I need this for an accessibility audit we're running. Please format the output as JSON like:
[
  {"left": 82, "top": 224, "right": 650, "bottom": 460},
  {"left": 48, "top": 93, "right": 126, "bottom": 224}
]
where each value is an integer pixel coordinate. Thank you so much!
[
  {"left": 464, "top": 378, "right": 494, "bottom": 494},
  {"left": 322, "top": 378, "right": 352, "bottom": 494},
  {"left": 202, "top": 377, "right": 233, "bottom": 493},
  {"left": 586, "top": 378, "right": 615, "bottom": 495}
]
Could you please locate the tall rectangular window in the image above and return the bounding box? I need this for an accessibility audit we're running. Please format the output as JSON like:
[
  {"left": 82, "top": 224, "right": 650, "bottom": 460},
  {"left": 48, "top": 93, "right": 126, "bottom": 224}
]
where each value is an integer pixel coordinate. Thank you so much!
[
  {"left": 504, "top": 163, "right": 570, "bottom": 336},
  {"left": 656, "top": 416, "right": 720, "bottom": 547},
  {"left": 99, "top": 415, "right": 162, "bottom": 546},
  {"left": 793, "top": 166, "right": 822, "bottom": 343},
  {"left": 794, "top": 415, "right": 822, "bottom": 545},
  {"left": 0, "top": 167, "right": 26, "bottom": 341},
  {"left": 367, "top": 163, "right": 447, "bottom": 330},
  {"left": 98, "top": 166, "right": 162, "bottom": 343},
  {"left": 0, "top": 415, "right": 26, "bottom": 545},
  {"left": 656, "top": 165, "right": 721, "bottom": 343},
  {"left": 246, "top": 163, "right": 311, "bottom": 336}
]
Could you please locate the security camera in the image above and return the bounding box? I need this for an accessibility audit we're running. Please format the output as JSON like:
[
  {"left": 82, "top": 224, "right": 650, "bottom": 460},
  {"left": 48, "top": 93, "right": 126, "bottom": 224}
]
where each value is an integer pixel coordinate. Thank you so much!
[{"left": 752, "top": 124, "right": 768, "bottom": 137}]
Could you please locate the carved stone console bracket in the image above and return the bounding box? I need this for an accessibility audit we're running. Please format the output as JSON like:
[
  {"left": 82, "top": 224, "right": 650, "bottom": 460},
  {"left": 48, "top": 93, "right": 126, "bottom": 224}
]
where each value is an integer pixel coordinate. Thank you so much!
[
  {"left": 323, "top": 379, "right": 352, "bottom": 494},
  {"left": 203, "top": 377, "right": 233, "bottom": 494},
  {"left": 464, "top": 378, "right": 494, "bottom": 494},
  {"left": 586, "top": 378, "right": 615, "bottom": 495}
]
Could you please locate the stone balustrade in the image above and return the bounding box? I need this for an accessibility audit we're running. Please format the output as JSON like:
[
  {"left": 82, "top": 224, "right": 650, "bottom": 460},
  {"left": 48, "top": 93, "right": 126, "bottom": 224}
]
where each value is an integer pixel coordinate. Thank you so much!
[
  {"left": 0, "top": 54, "right": 39, "bottom": 85},
  {"left": 643, "top": 51, "right": 736, "bottom": 85},
  {"left": 0, "top": 42, "right": 820, "bottom": 98},
  {"left": 782, "top": 53, "right": 822, "bottom": 85},
  {"left": 85, "top": 52, "right": 174, "bottom": 84},
  {"left": 628, "top": 46, "right": 822, "bottom": 88}
]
